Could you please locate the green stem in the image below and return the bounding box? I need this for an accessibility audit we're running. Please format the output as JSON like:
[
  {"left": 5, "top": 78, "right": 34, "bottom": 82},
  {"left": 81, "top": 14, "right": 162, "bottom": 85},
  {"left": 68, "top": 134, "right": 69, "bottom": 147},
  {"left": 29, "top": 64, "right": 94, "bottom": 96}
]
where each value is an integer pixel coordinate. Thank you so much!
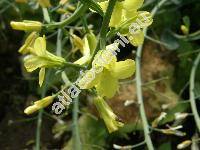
[
  {"left": 189, "top": 52, "right": 200, "bottom": 132},
  {"left": 72, "top": 98, "right": 82, "bottom": 150},
  {"left": 35, "top": 73, "right": 50, "bottom": 150},
  {"left": 145, "top": 35, "right": 169, "bottom": 47},
  {"left": 136, "top": 45, "right": 154, "bottom": 150},
  {"left": 45, "top": 4, "right": 87, "bottom": 30},
  {"left": 114, "top": 141, "right": 145, "bottom": 149},
  {"left": 36, "top": 110, "right": 43, "bottom": 150},
  {"left": 63, "top": 61, "right": 85, "bottom": 69},
  {"left": 88, "top": 0, "right": 117, "bottom": 68},
  {"left": 135, "top": 0, "right": 167, "bottom": 149},
  {"left": 35, "top": 8, "right": 52, "bottom": 150},
  {"left": 56, "top": 14, "right": 81, "bottom": 149}
]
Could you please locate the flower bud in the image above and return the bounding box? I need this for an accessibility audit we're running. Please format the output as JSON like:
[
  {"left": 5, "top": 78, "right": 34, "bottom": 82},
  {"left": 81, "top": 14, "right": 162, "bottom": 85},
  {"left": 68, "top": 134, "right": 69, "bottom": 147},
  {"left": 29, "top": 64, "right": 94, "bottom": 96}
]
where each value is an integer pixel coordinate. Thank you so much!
[
  {"left": 18, "top": 32, "right": 38, "bottom": 54},
  {"left": 86, "top": 32, "right": 97, "bottom": 54},
  {"left": 24, "top": 95, "right": 55, "bottom": 115},
  {"left": 94, "top": 96, "right": 124, "bottom": 133},
  {"left": 177, "top": 140, "right": 192, "bottom": 149},
  {"left": 181, "top": 25, "right": 189, "bottom": 35},
  {"left": 161, "top": 129, "right": 186, "bottom": 137},
  {"left": 127, "top": 30, "right": 144, "bottom": 46},
  {"left": 10, "top": 20, "right": 42, "bottom": 31},
  {"left": 175, "top": 113, "right": 189, "bottom": 120},
  {"left": 71, "top": 34, "right": 84, "bottom": 53},
  {"left": 152, "top": 112, "right": 167, "bottom": 128}
]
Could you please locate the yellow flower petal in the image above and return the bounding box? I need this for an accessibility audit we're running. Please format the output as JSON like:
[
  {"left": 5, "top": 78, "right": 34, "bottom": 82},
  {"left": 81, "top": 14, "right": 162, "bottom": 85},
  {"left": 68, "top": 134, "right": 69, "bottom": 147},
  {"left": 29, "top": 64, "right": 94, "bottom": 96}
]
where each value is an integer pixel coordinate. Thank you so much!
[
  {"left": 77, "top": 68, "right": 102, "bottom": 89},
  {"left": 98, "top": 1, "right": 108, "bottom": 12},
  {"left": 123, "top": 0, "right": 144, "bottom": 11},
  {"left": 110, "top": 2, "right": 124, "bottom": 27},
  {"left": 112, "top": 59, "right": 135, "bottom": 79},
  {"left": 137, "top": 11, "right": 153, "bottom": 28},
  {"left": 24, "top": 55, "right": 43, "bottom": 72},
  {"left": 33, "top": 36, "right": 46, "bottom": 56},
  {"left": 128, "top": 30, "right": 144, "bottom": 46},
  {"left": 92, "top": 43, "right": 118, "bottom": 69},
  {"left": 96, "top": 69, "right": 119, "bottom": 98},
  {"left": 18, "top": 32, "right": 38, "bottom": 54},
  {"left": 71, "top": 34, "right": 84, "bottom": 53},
  {"left": 39, "top": 68, "right": 45, "bottom": 87},
  {"left": 73, "top": 32, "right": 97, "bottom": 65},
  {"left": 74, "top": 34, "right": 91, "bottom": 63},
  {"left": 24, "top": 55, "right": 55, "bottom": 72},
  {"left": 94, "top": 96, "right": 124, "bottom": 133},
  {"left": 124, "top": 9, "right": 137, "bottom": 20}
]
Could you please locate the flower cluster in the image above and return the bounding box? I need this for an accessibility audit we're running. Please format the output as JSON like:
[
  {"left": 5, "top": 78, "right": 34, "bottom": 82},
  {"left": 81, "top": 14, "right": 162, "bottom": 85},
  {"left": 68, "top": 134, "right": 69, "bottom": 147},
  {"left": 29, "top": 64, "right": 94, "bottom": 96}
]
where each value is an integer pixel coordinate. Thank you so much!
[
  {"left": 10, "top": 23, "right": 67, "bottom": 114},
  {"left": 10, "top": 0, "right": 152, "bottom": 133},
  {"left": 98, "top": 0, "right": 153, "bottom": 46}
]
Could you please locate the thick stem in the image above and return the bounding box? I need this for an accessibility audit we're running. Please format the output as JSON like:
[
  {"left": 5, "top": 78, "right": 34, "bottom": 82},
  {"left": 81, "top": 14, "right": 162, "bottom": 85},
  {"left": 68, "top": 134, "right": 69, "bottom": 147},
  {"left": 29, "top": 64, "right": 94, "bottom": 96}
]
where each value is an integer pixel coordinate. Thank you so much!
[{"left": 189, "top": 52, "right": 200, "bottom": 132}]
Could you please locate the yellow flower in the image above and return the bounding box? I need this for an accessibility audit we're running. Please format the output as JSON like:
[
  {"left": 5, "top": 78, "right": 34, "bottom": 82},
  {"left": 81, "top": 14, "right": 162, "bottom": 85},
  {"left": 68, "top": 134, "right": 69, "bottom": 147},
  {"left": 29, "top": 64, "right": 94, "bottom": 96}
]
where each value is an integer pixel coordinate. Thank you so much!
[
  {"left": 74, "top": 32, "right": 97, "bottom": 65},
  {"left": 94, "top": 96, "right": 124, "bottom": 133},
  {"left": 98, "top": 0, "right": 145, "bottom": 28},
  {"left": 121, "top": 11, "right": 153, "bottom": 46},
  {"left": 10, "top": 20, "right": 42, "bottom": 31},
  {"left": 24, "top": 36, "right": 66, "bottom": 86},
  {"left": 78, "top": 44, "right": 135, "bottom": 98},
  {"left": 24, "top": 95, "right": 55, "bottom": 115},
  {"left": 98, "top": 1, "right": 123, "bottom": 27},
  {"left": 18, "top": 32, "right": 38, "bottom": 54},
  {"left": 98, "top": 0, "right": 153, "bottom": 46}
]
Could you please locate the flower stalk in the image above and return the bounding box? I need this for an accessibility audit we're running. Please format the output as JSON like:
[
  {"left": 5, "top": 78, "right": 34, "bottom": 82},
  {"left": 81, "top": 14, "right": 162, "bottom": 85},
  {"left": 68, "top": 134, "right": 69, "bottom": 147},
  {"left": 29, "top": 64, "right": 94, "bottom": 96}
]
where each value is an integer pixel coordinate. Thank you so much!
[
  {"left": 135, "top": 0, "right": 167, "bottom": 149},
  {"left": 189, "top": 52, "right": 200, "bottom": 132},
  {"left": 44, "top": 4, "right": 88, "bottom": 30}
]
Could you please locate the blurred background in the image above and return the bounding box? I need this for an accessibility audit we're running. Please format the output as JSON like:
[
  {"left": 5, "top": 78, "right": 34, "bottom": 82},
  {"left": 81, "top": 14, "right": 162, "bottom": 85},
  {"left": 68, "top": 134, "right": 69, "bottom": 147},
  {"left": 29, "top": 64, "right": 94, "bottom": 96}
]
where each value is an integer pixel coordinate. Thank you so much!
[{"left": 0, "top": 0, "right": 200, "bottom": 149}]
